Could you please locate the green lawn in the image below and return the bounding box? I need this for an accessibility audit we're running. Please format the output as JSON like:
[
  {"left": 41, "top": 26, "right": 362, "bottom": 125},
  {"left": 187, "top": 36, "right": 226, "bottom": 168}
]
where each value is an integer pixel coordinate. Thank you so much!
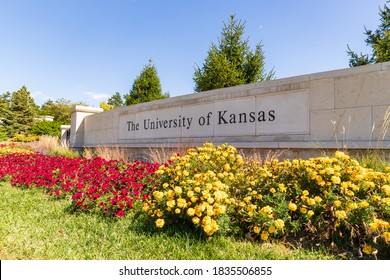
[{"left": 0, "top": 182, "right": 334, "bottom": 260}]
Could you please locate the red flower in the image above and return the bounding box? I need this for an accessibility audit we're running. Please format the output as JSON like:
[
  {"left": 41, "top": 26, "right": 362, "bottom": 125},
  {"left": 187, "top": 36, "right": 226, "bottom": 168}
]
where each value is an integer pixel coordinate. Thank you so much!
[{"left": 116, "top": 210, "right": 125, "bottom": 217}]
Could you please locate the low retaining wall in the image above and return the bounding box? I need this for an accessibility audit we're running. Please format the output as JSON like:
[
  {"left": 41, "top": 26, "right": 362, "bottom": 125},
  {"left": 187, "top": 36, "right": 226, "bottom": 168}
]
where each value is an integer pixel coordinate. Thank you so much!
[{"left": 70, "top": 62, "right": 390, "bottom": 158}]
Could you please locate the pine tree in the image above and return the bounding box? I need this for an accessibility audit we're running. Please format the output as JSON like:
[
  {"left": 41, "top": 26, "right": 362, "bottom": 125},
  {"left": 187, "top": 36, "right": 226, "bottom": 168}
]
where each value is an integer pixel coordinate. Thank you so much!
[
  {"left": 6, "top": 86, "right": 37, "bottom": 136},
  {"left": 194, "top": 15, "right": 274, "bottom": 92},
  {"left": 0, "top": 92, "right": 11, "bottom": 139},
  {"left": 347, "top": 1, "right": 390, "bottom": 66},
  {"left": 125, "top": 61, "right": 169, "bottom": 106}
]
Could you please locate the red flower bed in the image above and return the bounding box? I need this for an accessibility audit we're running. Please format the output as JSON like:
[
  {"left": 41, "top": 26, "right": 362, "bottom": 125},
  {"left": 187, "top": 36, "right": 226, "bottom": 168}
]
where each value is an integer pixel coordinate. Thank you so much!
[{"left": 0, "top": 152, "right": 159, "bottom": 217}]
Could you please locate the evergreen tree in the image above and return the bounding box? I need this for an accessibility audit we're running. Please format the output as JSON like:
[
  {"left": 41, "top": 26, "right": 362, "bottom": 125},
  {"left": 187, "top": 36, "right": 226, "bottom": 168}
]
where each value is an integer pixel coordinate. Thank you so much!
[
  {"left": 0, "top": 93, "right": 11, "bottom": 139},
  {"left": 125, "top": 61, "right": 169, "bottom": 106},
  {"left": 193, "top": 15, "right": 275, "bottom": 92},
  {"left": 6, "top": 86, "right": 37, "bottom": 136},
  {"left": 107, "top": 92, "right": 124, "bottom": 108},
  {"left": 347, "top": 1, "right": 390, "bottom": 67}
]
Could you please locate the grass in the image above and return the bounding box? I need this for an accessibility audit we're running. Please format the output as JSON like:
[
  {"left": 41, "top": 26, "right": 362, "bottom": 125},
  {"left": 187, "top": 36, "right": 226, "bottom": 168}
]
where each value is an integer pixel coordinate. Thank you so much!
[{"left": 0, "top": 182, "right": 334, "bottom": 260}]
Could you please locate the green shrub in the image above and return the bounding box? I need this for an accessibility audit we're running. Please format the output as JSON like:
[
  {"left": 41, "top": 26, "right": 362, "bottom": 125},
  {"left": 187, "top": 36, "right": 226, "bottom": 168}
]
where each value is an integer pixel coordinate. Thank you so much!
[{"left": 30, "top": 120, "right": 61, "bottom": 137}]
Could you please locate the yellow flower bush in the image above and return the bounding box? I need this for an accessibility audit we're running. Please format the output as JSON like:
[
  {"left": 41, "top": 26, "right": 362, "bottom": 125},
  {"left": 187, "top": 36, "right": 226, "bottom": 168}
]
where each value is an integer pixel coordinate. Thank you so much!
[
  {"left": 143, "top": 143, "right": 243, "bottom": 236},
  {"left": 0, "top": 143, "right": 34, "bottom": 155},
  {"left": 233, "top": 150, "right": 390, "bottom": 258},
  {"left": 144, "top": 143, "right": 390, "bottom": 258}
]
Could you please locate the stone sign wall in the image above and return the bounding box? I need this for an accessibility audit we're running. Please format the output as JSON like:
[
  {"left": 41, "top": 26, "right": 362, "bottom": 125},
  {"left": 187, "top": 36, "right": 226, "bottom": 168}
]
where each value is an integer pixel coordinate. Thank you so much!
[{"left": 70, "top": 62, "right": 390, "bottom": 151}]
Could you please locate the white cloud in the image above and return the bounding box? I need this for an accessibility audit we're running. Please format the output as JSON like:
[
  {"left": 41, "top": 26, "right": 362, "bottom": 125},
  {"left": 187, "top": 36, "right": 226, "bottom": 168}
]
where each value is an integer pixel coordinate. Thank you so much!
[
  {"left": 31, "top": 91, "right": 54, "bottom": 104},
  {"left": 84, "top": 91, "right": 110, "bottom": 100}
]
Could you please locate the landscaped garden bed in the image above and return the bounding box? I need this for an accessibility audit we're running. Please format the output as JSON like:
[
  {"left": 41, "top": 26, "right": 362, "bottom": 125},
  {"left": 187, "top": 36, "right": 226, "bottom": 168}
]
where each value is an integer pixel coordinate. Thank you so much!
[{"left": 1, "top": 142, "right": 389, "bottom": 259}]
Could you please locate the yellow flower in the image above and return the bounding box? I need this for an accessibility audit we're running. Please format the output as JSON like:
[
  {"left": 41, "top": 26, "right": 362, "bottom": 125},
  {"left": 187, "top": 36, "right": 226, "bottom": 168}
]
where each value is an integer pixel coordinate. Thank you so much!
[
  {"left": 302, "top": 190, "right": 309, "bottom": 196},
  {"left": 334, "top": 200, "right": 342, "bottom": 208},
  {"left": 166, "top": 200, "right": 175, "bottom": 208},
  {"left": 274, "top": 219, "right": 285, "bottom": 229},
  {"left": 253, "top": 225, "right": 261, "bottom": 234},
  {"left": 268, "top": 226, "right": 276, "bottom": 234},
  {"left": 347, "top": 202, "right": 358, "bottom": 210},
  {"left": 331, "top": 176, "right": 341, "bottom": 185},
  {"left": 307, "top": 210, "right": 315, "bottom": 217},
  {"left": 259, "top": 206, "right": 273, "bottom": 215},
  {"left": 382, "top": 232, "right": 390, "bottom": 243},
  {"left": 261, "top": 231, "right": 269, "bottom": 241},
  {"left": 142, "top": 203, "right": 149, "bottom": 212},
  {"left": 183, "top": 170, "right": 189, "bottom": 177},
  {"left": 362, "top": 244, "right": 376, "bottom": 255},
  {"left": 187, "top": 208, "right": 195, "bottom": 216},
  {"left": 175, "top": 208, "right": 181, "bottom": 214},
  {"left": 187, "top": 190, "right": 194, "bottom": 198},
  {"left": 174, "top": 186, "right": 183, "bottom": 195},
  {"left": 358, "top": 201, "right": 370, "bottom": 208},
  {"left": 307, "top": 198, "right": 316, "bottom": 206},
  {"left": 324, "top": 167, "right": 334, "bottom": 175},
  {"left": 153, "top": 191, "right": 164, "bottom": 201},
  {"left": 346, "top": 190, "right": 354, "bottom": 196},
  {"left": 335, "top": 210, "right": 347, "bottom": 219},
  {"left": 155, "top": 169, "right": 165, "bottom": 175},
  {"left": 300, "top": 207, "right": 307, "bottom": 214},
  {"left": 382, "top": 197, "right": 390, "bottom": 205},
  {"left": 192, "top": 216, "right": 200, "bottom": 224},
  {"left": 270, "top": 188, "right": 276, "bottom": 194},
  {"left": 177, "top": 198, "right": 187, "bottom": 208},
  {"left": 155, "top": 218, "right": 165, "bottom": 228},
  {"left": 288, "top": 202, "right": 297, "bottom": 211},
  {"left": 278, "top": 183, "right": 287, "bottom": 192},
  {"left": 314, "top": 196, "right": 322, "bottom": 203},
  {"left": 194, "top": 186, "right": 201, "bottom": 193}
]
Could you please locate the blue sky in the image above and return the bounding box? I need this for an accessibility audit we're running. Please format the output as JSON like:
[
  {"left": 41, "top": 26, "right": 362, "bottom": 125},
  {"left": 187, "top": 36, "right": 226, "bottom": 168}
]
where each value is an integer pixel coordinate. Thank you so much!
[{"left": 0, "top": 0, "right": 387, "bottom": 107}]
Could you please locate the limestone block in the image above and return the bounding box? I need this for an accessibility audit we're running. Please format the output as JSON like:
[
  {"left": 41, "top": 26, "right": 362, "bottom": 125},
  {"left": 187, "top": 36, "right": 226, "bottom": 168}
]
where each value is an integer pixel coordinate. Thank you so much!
[
  {"left": 309, "top": 78, "right": 335, "bottom": 110},
  {"left": 256, "top": 91, "right": 309, "bottom": 134},
  {"left": 335, "top": 73, "right": 372, "bottom": 108},
  {"left": 309, "top": 107, "right": 372, "bottom": 143},
  {"left": 372, "top": 105, "right": 390, "bottom": 141}
]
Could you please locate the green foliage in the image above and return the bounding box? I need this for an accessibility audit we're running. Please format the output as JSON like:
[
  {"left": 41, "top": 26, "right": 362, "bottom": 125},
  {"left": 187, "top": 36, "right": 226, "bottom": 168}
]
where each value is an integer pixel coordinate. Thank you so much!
[
  {"left": 40, "top": 98, "right": 88, "bottom": 124},
  {"left": 45, "top": 147, "right": 80, "bottom": 158},
  {"left": 348, "top": 1, "right": 390, "bottom": 66},
  {"left": 0, "top": 127, "right": 8, "bottom": 141},
  {"left": 108, "top": 92, "right": 125, "bottom": 108},
  {"left": 5, "top": 86, "right": 38, "bottom": 136},
  {"left": 125, "top": 61, "right": 169, "bottom": 106},
  {"left": 193, "top": 15, "right": 275, "bottom": 92},
  {"left": 30, "top": 120, "right": 61, "bottom": 137}
]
